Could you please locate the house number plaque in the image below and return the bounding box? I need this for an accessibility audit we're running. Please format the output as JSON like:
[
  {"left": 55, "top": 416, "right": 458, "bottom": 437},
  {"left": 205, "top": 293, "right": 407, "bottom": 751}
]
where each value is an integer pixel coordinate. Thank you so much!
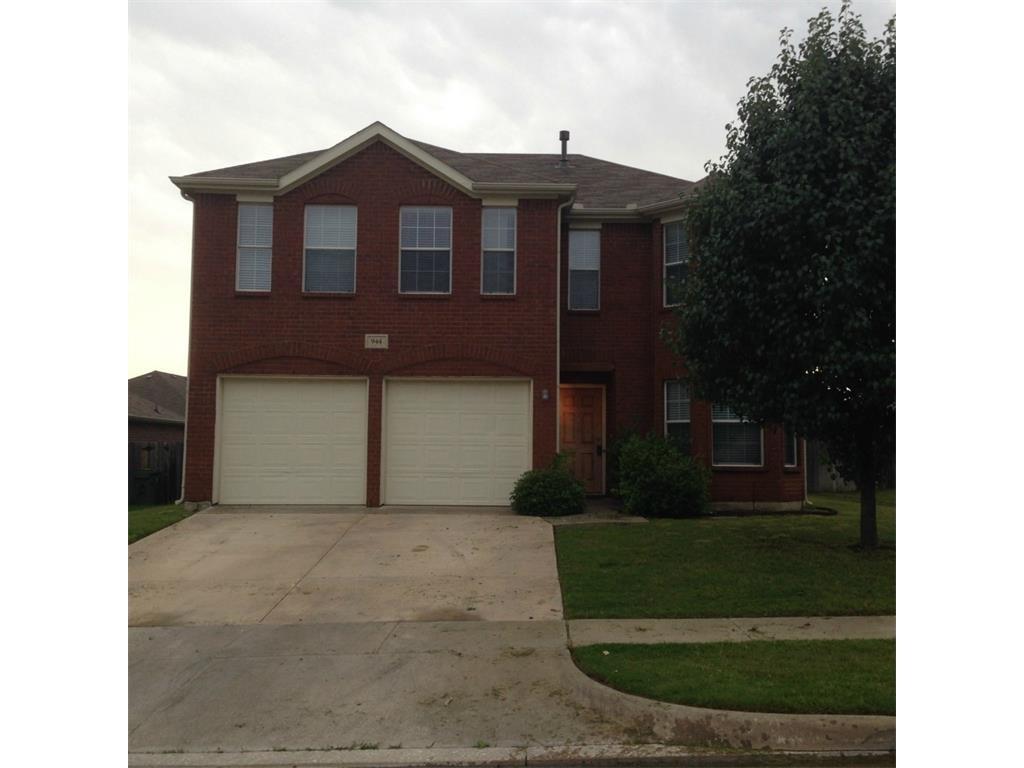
[{"left": 364, "top": 334, "right": 389, "bottom": 350}]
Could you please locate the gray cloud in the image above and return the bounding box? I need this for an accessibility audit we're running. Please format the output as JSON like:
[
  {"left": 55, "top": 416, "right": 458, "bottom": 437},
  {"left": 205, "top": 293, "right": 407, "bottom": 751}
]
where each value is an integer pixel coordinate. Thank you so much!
[{"left": 128, "top": 0, "right": 895, "bottom": 377}]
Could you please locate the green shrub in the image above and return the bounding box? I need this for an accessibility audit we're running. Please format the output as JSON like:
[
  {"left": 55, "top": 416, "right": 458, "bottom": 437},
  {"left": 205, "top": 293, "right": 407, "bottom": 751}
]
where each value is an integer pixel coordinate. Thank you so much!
[
  {"left": 510, "top": 453, "right": 586, "bottom": 517},
  {"left": 616, "top": 435, "right": 711, "bottom": 518},
  {"left": 606, "top": 425, "right": 644, "bottom": 499}
]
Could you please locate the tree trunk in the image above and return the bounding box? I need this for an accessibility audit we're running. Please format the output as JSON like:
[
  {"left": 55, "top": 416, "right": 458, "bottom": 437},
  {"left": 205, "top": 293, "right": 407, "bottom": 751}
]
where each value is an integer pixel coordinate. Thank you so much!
[{"left": 857, "top": 428, "right": 879, "bottom": 549}]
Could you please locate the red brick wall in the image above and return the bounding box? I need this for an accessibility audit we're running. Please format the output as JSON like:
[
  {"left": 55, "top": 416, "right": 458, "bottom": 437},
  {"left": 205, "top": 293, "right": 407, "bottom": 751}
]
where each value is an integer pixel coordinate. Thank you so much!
[
  {"left": 560, "top": 222, "right": 656, "bottom": 439},
  {"left": 183, "top": 141, "right": 558, "bottom": 503},
  {"left": 182, "top": 139, "right": 801, "bottom": 505},
  {"left": 559, "top": 219, "right": 805, "bottom": 504}
]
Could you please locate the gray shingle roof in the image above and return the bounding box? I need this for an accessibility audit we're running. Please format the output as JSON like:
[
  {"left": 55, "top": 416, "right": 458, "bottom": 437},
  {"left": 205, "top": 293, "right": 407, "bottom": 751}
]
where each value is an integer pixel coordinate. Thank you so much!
[
  {"left": 128, "top": 371, "right": 187, "bottom": 423},
  {"left": 186, "top": 150, "right": 322, "bottom": 180},
  {"left": 181, "top": 134, "right": 696, "bottom": 209}
]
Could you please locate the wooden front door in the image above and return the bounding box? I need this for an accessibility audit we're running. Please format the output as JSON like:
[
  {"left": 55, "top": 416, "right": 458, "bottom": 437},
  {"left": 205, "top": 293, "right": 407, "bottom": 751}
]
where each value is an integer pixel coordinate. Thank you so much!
[{"left": 559, "top": 385, "right": 605, "bottom": 494}]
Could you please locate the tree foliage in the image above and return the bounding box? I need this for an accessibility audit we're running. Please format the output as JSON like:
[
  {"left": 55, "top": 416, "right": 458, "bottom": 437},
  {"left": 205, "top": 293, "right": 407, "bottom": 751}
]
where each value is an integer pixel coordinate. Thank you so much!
[{"left": 668, "top": 3, "right": 895, "bottom": 544}]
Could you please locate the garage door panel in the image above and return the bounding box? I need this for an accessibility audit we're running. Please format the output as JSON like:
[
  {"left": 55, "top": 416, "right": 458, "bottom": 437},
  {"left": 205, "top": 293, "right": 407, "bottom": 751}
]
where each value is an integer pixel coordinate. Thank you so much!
[
  {"left": 424, "top": 413, "right": 459, "bottom": 438},
  {"left": 292, "top": 443, "right": 335, "bottom": 468},
  {"left": 331, "top": 444, "right": 366, "bottom": 466},
  {"left": 459, "top": 478, "right": 494, "bottom": 503},
  {"left": 460, "top": 414, "right": 493, "bottom": 437},
  {"left": 495, "top": 414, "right": 528, "bottom": 436},
  {"left": 332, "top": 411, "right": 366, "bottom": 434},
  {"left": 494, "top": 446, "right": 527, "bottom": 471},
  {"left": 218, "top": 379, "right": 368, "bottom": 505},
  {"left": 422, "top": 446, "right": 459, "bottom": 471},
  {"left": 459, "top": 446, "right": 493, "bottom": 471},
  {"left": 493, "top": 386, "right": 527, "bottom": 408},
  {"left": 383, "top": 380, "right": 531, "bottom": 506},
  {"left": 387, "top": 445, "right": 421, "bottom": 469}
]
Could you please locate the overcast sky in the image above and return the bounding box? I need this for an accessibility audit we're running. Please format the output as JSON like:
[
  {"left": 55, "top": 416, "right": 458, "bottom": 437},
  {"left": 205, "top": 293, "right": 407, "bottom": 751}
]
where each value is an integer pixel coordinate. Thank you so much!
[{"left": 128, "top": 0, "right": 895, "bottom": 378}]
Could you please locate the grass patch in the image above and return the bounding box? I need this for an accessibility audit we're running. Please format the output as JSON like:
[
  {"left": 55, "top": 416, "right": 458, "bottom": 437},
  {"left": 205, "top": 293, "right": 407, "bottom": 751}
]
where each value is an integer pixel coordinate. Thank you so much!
[
  {"left": 129, "top": 504, "right": 194, "bottom": 544},
  {"left": 555, "top": 489, "right": 894, "bottom": 618},
  {"left": 573, "top": 639, "right": 895, "bottom": 715}
]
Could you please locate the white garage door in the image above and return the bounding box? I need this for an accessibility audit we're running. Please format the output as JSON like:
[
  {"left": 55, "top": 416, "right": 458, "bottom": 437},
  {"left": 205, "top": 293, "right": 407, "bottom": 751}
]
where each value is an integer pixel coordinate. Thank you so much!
[
  {"left": 383, "top": 380, "right": 532, "bottom": 505},
  {"left": 218, "top": 378, "right": 368, "bottom": 504}
]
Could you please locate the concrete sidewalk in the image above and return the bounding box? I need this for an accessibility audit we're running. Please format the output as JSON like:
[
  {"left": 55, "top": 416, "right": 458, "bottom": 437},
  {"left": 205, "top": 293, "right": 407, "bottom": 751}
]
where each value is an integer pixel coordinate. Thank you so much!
[
  {"left": 130, "top": 620, "right": 895, "bottom": 756},
  {"left": 568, "top": 615, "right": 896, "bottom": 646},
  {"left": 130, "top": 621, "right": 621, "bottom": 752},
  {"left": 130, "top": 744, "right": 896, "bottom": 767}
]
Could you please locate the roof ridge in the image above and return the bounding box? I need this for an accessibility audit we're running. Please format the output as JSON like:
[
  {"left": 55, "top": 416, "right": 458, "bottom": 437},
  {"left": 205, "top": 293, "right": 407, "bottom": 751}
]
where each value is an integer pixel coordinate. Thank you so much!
[
  {"left": 466, "top": 151, "right": 694, "bottom": 185},
  {"left": 408, "top": 139, "right": 564, "bottom": 184},
  {"left": 130, "top": 370, "right": 186, "bottom": 380},
  {"left": 573, "top": 154, "right": 694, "bottom": 185}
]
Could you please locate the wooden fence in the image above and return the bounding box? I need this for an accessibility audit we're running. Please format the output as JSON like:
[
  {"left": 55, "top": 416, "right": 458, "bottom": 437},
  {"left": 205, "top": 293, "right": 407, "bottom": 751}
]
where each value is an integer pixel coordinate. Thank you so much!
[{"left": 128, "top": 441, "right": 184, "bottom": 506}]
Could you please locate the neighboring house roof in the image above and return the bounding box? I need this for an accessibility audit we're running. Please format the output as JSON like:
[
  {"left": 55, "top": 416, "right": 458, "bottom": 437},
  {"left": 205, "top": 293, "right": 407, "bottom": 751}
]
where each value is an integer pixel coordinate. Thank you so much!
[
  {"left": 129, "top": 371, "right": 187, "bottom": 424},
  {"left": 172, "top": 122, "right": 698, "bottom": 212}
]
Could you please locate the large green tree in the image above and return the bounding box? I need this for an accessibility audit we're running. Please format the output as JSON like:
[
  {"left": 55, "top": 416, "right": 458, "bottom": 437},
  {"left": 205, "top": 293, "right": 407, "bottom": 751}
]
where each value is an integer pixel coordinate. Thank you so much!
[{"left": 669, "top": 3, "right": 895, "bottom": 547}]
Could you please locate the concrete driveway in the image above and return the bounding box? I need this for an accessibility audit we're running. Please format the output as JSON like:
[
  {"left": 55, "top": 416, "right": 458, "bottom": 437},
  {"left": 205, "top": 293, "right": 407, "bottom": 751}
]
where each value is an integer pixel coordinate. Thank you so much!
[
  {"left": 129, "top": 507, "right": 562, "bottom": 626},
  {"left": 129, "top": 507, "right": 627, "bottom": 754}
]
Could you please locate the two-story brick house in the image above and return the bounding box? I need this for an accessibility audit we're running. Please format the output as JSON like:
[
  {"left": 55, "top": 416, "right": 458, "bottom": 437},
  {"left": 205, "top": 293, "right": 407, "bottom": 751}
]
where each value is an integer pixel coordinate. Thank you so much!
[{"left": 171, "top": 122, "right": 804, "bottom": 509}]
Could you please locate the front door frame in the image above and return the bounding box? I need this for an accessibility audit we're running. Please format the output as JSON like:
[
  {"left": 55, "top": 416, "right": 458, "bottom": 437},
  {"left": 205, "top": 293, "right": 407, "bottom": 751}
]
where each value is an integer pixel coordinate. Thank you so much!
[{"left": 558, "top": 383, "right": 607, "bottom": 495}]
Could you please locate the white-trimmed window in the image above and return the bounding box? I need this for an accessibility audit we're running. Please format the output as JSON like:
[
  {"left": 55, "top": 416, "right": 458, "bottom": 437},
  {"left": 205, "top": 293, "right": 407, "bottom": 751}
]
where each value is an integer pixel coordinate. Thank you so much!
[
  {"left": 711, "top": 404, "right": 763, "bottom": 466},
  {"left": 236, "top": 203, "right": 273, "bottom": 291},
  {"left": 664, "top": 380, "right": 691, "bottom": 454},
  {"left": 785, "top": 427, "right": 799, "bottom": 467},
  {"left": 481, "top": 207, "right": 516, "bottom": 294},
  {"left": 568, "top": 229, "right": 600, "bottom": 310},
  {"left": 304, "top": 205, "right": 357, "bottom": 293},
  {"left": 663, "top": 220, "right": 688, "bottom": 306},
  {"left": 400, "top": 206, "right": 452, "bottom": 293}
]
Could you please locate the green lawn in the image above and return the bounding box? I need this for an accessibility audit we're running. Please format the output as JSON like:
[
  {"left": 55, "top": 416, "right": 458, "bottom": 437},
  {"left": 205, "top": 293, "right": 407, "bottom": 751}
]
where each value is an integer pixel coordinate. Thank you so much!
[
  {"left": 573, "top": 639, "right": 895, "bottom": 715},
  {"left": 555, "top": 490, "right": 894, "bottom": 618},
  {"left": 129, "top": 504, "right": 194, "bottom": 544}
]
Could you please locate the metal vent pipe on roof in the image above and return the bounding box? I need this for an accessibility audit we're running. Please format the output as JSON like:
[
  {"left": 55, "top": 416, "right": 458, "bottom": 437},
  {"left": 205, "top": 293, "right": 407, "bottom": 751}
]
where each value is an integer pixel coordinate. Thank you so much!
[{"left": 559, "top": 130, "right": 570, "bottom": 163}]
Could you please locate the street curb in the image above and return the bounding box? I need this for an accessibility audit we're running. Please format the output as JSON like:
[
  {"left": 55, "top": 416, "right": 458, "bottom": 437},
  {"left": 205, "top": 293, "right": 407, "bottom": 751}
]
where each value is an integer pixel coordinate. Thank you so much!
[
  {"left": 128, "top": 745, "right": 895, "bottom": 767},
  {"left": 558, "top": 658, "right": 896, "bottom": 752}
]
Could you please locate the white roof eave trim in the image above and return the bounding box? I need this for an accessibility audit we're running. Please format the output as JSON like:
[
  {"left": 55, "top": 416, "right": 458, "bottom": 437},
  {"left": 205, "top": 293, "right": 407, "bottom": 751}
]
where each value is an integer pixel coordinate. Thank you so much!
[{"left": 277, "top": 122, "right": 477, "bottom": 195}]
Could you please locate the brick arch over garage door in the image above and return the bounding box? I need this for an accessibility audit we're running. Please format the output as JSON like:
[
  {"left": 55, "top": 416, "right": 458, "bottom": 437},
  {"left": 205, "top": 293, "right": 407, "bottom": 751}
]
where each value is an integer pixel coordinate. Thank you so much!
[
  {"left": 209, "top": 340, "right": 534, "bottom": 379},
  {"left": 374, "top": 342, "right": 536, "bottom": 378},
  {"left": 212, "top": 341, "right": 374, "bottom": 376}
]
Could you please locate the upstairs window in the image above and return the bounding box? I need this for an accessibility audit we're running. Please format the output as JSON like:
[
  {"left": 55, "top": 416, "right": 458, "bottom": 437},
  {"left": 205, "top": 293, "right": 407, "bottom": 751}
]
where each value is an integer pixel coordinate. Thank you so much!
[
  {"left": 785, "top": 427, "right": 799, "bottom": 467},
  {"left": 711, "top": 404, "right": 763, "bottom": 466},
  {"left": 400, "top": 207, "right": 452, "bottom": 293},
  {"left": 304, "top": 205, "right": 357, "bottom": 293},
  {"left": 665, "top": 380, "right": 691, "bottom": 454},
  {"left": 236, "top": 203, "right": 273, "bottom": 292},
  {"left": 481, "top": 208, "right": 516, "bottom": 294},
  {"left": 664, "top": 220, "right": 688, "bottom": 306},
  {"left": 568, "top": 229, "right": 600, "bottom": 310}
]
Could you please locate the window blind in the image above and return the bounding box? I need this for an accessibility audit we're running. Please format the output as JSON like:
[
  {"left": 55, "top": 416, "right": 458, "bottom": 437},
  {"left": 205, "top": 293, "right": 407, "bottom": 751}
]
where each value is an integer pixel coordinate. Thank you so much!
[
  {"left": 237, "top": 204, "right": 272, "bottom": 291},
  {"left": 665, "top": 380, "right": 692, "bottom": 454},
  {"left": 304, "top": 206, "right": 357, "bottom": 293},
  {"left": 711, "top": 404, "right": 762, "bottom": 465},
  {"left": 569, "top": 230, "right": 600, "bottom": 309},
  {"left": 482, "top": 208, "right": 516, "bottom": 294}
]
